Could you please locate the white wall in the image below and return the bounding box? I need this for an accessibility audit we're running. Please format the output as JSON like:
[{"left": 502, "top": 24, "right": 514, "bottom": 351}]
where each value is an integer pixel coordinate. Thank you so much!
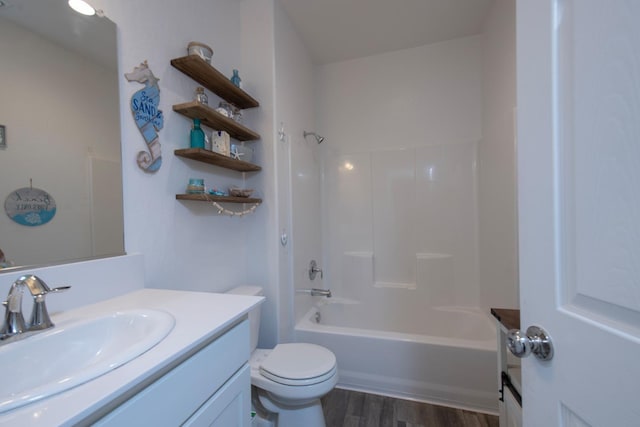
[
  {"left": 94, "top": 0, "right": 250, "bottom": 294},
  {"left": 240, "top": 0, "right": 280, "bottom": 348},
  {"left": 479, "top": 0, "right": 519, "bottom": 309},
  {"left": 0, "top": 17, "right": 121, "bottom": 266},
  {"left": 0, "top": 0, "right": 282, "bottom": 347},
  {"left": 272, "top": 2, "right": 322, "bottom": 329},
  {"left": 0, "top": 0, "right": 280, "bottom": 345},
  {"left": 317, "top": 36, "right": 483, "bottom": 308}
]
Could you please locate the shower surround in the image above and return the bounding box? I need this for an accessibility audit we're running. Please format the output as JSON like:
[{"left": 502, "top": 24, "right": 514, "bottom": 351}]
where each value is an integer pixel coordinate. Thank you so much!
[
  {"left": 295, "top": 139, "right": 496, "bottom": 412},
  {"left": 323, "top": 141, "right": 479, "bottom": 307},
  {"left": 290, "top": 34, "right": 497, "bottom": 410}
]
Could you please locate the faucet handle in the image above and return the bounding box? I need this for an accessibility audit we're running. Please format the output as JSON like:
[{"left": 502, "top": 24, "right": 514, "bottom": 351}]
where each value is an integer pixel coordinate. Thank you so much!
[
  {"left": 19, "top": 275, "right": 69, "bottom": 297},
  {"left": 27, "top": 279, "right": 70, "bottom": 331},
  {"left": 309, "top": 260, "right": 324, "bottom": 280},
  {"left": 46, "top": 285, "right": 71, "bottom": 294}
]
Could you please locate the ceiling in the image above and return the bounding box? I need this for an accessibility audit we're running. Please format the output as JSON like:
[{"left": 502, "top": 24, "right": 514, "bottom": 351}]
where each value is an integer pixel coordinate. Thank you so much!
[
  {"left": 0, "top": 0, "right": 116, "bottom": 69},
  {"left": 0, "top": 0, "right": 493, "bottom": 68},
  {"left": 278, "top": 0, "right": 495, "bottom": 64}
]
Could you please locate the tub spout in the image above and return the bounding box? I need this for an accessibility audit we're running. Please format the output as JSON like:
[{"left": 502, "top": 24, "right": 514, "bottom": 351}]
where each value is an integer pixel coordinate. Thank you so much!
[{"left": 297, "top": 288, "right": 331, "bottom": 298}]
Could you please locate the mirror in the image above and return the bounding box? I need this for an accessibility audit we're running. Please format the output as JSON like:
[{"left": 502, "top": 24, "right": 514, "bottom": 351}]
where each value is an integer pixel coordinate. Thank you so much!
[{"left": 0, "top": 0, "right": 124, "bottom": 270}]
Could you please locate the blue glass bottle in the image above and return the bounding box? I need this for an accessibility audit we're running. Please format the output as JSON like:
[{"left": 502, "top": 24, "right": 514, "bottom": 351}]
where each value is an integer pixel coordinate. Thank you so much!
[
  {"left": 190, "top": 118, "right": 205, "bottom": 149},
  {"left": 230, "top": 69, "right": 241, "bottom": 88}
]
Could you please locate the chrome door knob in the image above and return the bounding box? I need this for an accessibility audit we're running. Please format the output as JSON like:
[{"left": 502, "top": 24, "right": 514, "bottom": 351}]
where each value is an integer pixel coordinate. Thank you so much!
[{"left": 507, "top": 325, "right": 554, "bottom": 361}]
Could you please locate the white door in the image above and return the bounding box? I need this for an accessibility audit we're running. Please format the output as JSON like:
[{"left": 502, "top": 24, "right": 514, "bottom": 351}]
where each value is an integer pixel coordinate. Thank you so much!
[{"left": 517, "top": 1, "right": 640, "bottom": 426}]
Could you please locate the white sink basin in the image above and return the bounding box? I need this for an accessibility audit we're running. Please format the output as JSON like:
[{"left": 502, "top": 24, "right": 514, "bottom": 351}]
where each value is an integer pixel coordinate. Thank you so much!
[{"left": 0, "top": 309, "right": 175, "bottom": 413}]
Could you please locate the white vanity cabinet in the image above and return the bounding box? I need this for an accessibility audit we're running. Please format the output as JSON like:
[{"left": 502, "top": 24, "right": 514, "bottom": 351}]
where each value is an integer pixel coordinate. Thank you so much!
[
  {"left": 94, "top": 319, "right": 251, "bottom": 427},
  {"left": 0, "top": 289, "right": 263, "bottom": 427}
]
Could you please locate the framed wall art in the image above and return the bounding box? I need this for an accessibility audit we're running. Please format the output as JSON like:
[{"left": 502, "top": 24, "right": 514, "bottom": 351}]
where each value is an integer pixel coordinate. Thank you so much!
[{"left": 0, "top": 124, "right": 6, "bottom": 149}]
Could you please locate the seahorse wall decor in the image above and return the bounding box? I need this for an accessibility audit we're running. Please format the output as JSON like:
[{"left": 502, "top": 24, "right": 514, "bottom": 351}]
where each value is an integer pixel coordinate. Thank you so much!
[{"left": 125, "top": 60, "right": 163, "bottom": 172}]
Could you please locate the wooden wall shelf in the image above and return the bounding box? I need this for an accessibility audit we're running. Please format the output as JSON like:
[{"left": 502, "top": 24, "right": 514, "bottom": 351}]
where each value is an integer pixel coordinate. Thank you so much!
[
  {"left": 173, "top": 101, "right": 260, "bottom": 141},
  {"left": 171, "top": 53, "right": 262, "bottom": 215},
  {"left": 176, "top": 194, "right": 262, "bottom": 204},
  {"left": 170, "top": 55, "right": 259, "bottom": 109},
  {"left": 174, "top": 148, "right": 261, "bottom": 172}
]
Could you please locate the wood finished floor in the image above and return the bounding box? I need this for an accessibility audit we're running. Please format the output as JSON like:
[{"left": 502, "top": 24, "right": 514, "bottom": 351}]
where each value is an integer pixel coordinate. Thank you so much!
[{"left": 321, "top": 388, "right": 499, "bottom": 427}]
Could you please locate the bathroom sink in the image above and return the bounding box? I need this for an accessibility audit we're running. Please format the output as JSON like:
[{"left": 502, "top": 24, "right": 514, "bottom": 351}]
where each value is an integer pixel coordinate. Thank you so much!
[{"left": 0, "top": 309, "right": 175, "bottom": 414}]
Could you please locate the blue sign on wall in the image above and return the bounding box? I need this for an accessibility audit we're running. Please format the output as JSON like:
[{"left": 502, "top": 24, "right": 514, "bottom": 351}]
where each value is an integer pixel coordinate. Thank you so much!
[
  {"left": 125, "top": 60, "right": 163, "bottom": 173},
  {"left": 4, "top": 187, "right": 56, "bottom": 226}
]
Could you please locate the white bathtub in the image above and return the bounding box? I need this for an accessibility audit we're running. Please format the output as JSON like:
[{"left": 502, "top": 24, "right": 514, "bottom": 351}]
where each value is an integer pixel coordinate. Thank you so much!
[{"left": 295, "top": 299, "right": 498, "bottom": 413}]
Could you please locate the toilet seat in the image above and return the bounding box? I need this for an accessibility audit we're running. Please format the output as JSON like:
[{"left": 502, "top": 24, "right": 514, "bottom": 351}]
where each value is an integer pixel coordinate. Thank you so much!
[{"left": 258, "top": 343, "right": 337, "bottom": 386}]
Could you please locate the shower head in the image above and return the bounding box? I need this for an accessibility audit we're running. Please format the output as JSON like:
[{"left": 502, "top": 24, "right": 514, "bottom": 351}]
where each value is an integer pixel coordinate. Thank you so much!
[{"left": 303, "top": 131, "right": 325, "bottom": 144}]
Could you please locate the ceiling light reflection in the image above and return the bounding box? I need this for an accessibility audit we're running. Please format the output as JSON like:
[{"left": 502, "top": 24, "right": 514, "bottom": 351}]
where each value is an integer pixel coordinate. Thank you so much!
[{"left": 68, "top": 0, "right": 96, "bottom": 16}]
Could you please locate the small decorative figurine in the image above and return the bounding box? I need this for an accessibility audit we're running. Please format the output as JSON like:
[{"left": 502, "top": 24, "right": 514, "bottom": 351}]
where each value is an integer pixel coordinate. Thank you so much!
[
  {"left": 230, "top": 145, "right": 243, "bottom": 160},
  {"left": 125, "top": 60, "right": 164, "bottom": 173},
  {"left": 211, "top": 131, "right": 230, "bottom": 156},
  {"left": 230, "top": 69, "right": 241, "bottom": 88}
]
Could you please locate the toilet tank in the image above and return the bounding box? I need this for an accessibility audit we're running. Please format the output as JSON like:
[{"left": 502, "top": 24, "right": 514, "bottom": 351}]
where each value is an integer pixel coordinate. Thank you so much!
[{"left": 225, "top": 286, "right": 263, "bottom": 352}]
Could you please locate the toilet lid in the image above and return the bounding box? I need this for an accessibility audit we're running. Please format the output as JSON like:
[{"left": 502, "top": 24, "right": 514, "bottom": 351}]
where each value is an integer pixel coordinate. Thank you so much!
[{"left": 259, "top": 343, "right": 337, "bottom": 386}]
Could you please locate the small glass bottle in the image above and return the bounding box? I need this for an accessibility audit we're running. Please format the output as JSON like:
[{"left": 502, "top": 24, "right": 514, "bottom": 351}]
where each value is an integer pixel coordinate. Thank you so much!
[
  {"left": 231, "top": 105, "right": 242, "bottom": 123},
  {"left": 216, "top": 101, "right": 232, "bottom": 117},
  {"left": 230, "top": 69, "right": 241, "bottom": 88},
  {"left": 195, "top": 86, "right": 208, "bottom": 105},
  {"left": 190, "top": 118, "right": 205, "bottom": 149}
]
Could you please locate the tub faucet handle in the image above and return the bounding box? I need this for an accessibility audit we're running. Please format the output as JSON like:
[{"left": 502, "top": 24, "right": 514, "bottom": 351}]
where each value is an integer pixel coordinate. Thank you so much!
[{"left": 309, "top": 260, "right": 323, "bottom": 280}]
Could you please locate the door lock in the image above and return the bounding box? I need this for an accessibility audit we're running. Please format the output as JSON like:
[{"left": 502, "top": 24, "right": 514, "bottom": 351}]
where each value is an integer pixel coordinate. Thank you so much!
[{"left": 507, "top": 325, "right": 554, "bottom": 361}]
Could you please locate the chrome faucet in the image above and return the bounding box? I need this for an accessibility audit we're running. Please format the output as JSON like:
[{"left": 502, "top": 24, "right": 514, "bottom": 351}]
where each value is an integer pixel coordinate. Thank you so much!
[
  {"left": 297, "top": 288, "right": 332, "bottom": 298},
  {"left": 1, "top": 275, "right": 70, "bottom": 344}
]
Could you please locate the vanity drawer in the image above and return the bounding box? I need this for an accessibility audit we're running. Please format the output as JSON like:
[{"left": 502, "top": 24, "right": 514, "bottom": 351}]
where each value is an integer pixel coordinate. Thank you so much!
[
  {"left": 183, "top": 364, "right": 250, "bottom": 427},
  {"left": 94, "top": 319, "right": 249, "bottom": 426}
]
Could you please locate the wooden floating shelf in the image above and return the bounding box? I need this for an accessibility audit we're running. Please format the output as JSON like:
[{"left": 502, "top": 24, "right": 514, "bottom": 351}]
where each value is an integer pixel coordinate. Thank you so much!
[
  {"left": 171, "top": 55, "right": 259, "bottom": 109},
  {"left": 176, "top": 194, "right": 262, "bottom": 204},
  {"left": 173, "top": 101, "right": 260, "bottom": 142},
  {"left": 175, "top": 148, "right": 261, "bottom": 172}
]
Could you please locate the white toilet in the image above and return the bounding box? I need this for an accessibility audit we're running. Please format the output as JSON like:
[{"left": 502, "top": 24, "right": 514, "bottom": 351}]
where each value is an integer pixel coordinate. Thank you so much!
[{"left": 227, "top": 286, "right": 338, "bottom": 427}]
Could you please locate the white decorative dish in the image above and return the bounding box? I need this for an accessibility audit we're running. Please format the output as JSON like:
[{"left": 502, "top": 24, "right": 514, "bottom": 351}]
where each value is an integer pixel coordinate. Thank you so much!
[{"left": 228, "top": 187, "right": 254, "bottom": 198}]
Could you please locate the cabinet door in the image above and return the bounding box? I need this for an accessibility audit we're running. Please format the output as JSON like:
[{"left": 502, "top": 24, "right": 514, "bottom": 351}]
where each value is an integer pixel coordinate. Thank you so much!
[
  {"left": 183, "top": 365, "right": 251, "bottom": 427},
  {"left": 94, "top": 321, "right": 249, "bottom": 426},
  {"left": 503, "top": 388, "right": 522, "bottom": 427}
]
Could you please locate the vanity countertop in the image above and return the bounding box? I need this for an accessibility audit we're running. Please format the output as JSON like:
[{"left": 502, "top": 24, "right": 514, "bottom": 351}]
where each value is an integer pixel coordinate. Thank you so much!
[
  {"left": 490, "top": 308, "right": 520, "bottom": 332},
  {"left": 0, "top": 289, "right": 263, "bottom": 426}
]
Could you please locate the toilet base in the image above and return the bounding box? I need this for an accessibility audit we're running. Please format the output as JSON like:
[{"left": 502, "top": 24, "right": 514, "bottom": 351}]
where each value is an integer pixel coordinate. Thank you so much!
[{"left": 257, "top": 388, "right": 326, "bottom": 427}]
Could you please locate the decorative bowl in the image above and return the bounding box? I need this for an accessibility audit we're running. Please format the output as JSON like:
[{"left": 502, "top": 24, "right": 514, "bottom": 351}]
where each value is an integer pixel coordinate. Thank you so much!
[
  {"left": 187, "top": 41, "right": 213, "bottom": 63},
  {"left": 229, "top": 187, "right": 254, "bottom": 198}
]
